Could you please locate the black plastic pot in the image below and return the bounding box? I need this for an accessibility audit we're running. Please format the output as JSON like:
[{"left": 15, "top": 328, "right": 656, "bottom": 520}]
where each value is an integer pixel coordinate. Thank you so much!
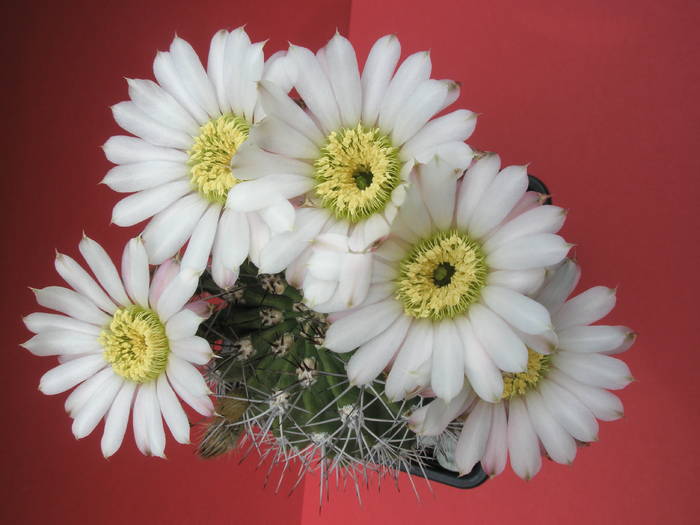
[
  {"left": 404, "top": 453, "right": 489, "bottom": 489},
  {"left": 402, "top": 173, "right": 552, "bottom": 490}
]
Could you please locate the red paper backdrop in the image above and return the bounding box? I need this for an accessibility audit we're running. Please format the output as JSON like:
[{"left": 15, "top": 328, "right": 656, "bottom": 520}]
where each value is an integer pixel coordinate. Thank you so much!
[
  {"left": 3, "top": 1, "right": 699, "bottom": 524},
  {"left": 0, "top": 1, "right": 350, "bottom": 523}
]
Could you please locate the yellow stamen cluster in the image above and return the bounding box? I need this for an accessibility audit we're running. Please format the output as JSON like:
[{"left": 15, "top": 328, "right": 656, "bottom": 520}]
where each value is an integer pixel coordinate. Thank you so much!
[
  {"left": 395, "top": 230, "right": 488, "bottom": 320},
  {"left": 502, "top": 349, "right": 552, "bottom": 399},
  {"left": 188, "top": 113, "right": 250, "bottom": 205},
  {"left": 313, "top": 124, "right": 400, "bottom": 222},
  {"left": 100, "top": 306, "right": 170, "bottom": 383}
]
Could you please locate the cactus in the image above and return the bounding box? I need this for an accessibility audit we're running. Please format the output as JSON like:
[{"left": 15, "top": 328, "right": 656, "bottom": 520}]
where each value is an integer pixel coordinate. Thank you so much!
[{"left": 196, "top": 261, "right": 428, "bottom": 500}]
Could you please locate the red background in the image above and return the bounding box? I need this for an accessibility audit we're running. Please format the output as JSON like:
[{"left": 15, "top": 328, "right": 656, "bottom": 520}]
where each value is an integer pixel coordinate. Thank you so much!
[{"left": 2, "top": 1, "right": 698, "bottom": 523}]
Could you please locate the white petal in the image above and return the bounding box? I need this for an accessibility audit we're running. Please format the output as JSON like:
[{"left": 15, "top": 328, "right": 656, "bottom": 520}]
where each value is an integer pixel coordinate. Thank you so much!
[
  {"left": 304, "top": 243, "right": 344, "bottom": 292},
  {"left": 346, "top": 314, "right": 411, "bottom": 385},
  {"left": 430, "top": 320, "right": 465, "bottom": 402},
  {"left": 287, "top": 44, "right": 340, "bottom": 133},
  {"left": 507, "top": 396, "right": 541, "bottom": 480},
  {"left": 481, "top": 285, "right": 552, "bottom": 335},
  {"left": 515, "top": 328, "right": 558, "bottom": 355},
  {"left": 237, "top": 41, "right": 265, "bottom": 122},
  {"left": 226, "top": 175, "right": 313, "bottom": 212},
  {"left": 349, "top": 213, "right": 390, "bottom": 252},
  {"left": 72, "top": 372, "right": 123, "bottom": 439},
  {"left": 324, "top": 33, "right": 362, "bottom": 127},
  {"left": 102, "top": 161, "right": 188, "bottom": 193},
  {"left": 483, "top": 205, "right": 567, "bottom": 253},
  {"left": 111, "top": 101, "right": 193, "bottom": 149},
  {"left": 417, "top": 158, "right": 458, "bottom": 231},
  {"left": 156, "top": 267, "right": 200, "bottom": 322},
  {"left": 487, "top": 233, "right": 571, "bottom": 271},
  {"left": 55, "top": 253, "right": 117, "bottom": 314},
  {"left": 169, "top": 37, "right": 219, "bottom": 119},
  {"left": 385, "top": 320, "right": 433, "bottom": 401},
  {"left": 437, "top": 79, "right": 461, "bottom": 111},
  {"left": 246, "top": 212, "right": 271, "bottom": 268},
  {"left": 231, "top": 141, "right": 314, "bottom": 181},
  {"left": 469, "top": 165, "right": 528, "bottom": 238},
  {"left": 79, "top": 235, "right": 130, "bottom": 306},
  {"left": 22, "top": 330, "right": 101, "bottom": 357},
  {"left": 455, "top": 401, "right": 493, "bottom": 475},
  {"left": 148, "top": 258, "right": 180, "bottom": 307},
  {"left": 409, "top": 386, "right": 472, "bottom": 436},
  {"left": 469, "top": 303, "right": 528, "bottom": 373},
  {"left": 389, "top": 215, "right": 420, "bottom": 244},
  {"left": 361, "top": 34, "right": 401, "bottom": 126},
  {"left": 353, "top": 281, "right": 394, "bottom": 308},
  {"left": 127, "top": 78, "right": 200, "bottom": 135},
  {"left": 248, "top": 116, "right": 319, "bottom": 159},
  {"left": 166, "top": 308, "right": 207, "bottom": 341},
  {"left": 303, "top": 275, "right": 337, "bottom": 307},
  {"left": 171, "top": 336, "right": 213, "bottom": 365},
  {"left": 23, "top": 312, "right": 101, "bottom": 335},
  {"left": 65, "top": 367, "right": 113, "bottom": 417},
  {"left": 390, "top": 79, "right": 448, "bottom": 146},
  {"left": 111, "top": 180, "right": 193, "bottom": 227},
  {"left": 455, "top": 317, "right": 504, "bottom": 402},
  {"left": 553, "top": 352, "right": 633, "bottom": 390},
  {"left": 259, "top": 51, "right": 297, "bottom": 106},
  {"left": 504, "top": 191, "right": 542, "bottom": 223},
  {"left": 400, "top": 109, "right": 476, "bottom": 163},
  {"left": 455, "top": 153, "right": 501, "bottom": 229},
  {"left": 374, "top": 236, "right": 410, "bottom": 263},
  {"left": 525, "top": 390, "right": 576, "bottom": 464},
  {"left": 33, "top": 286, "right": 111, "bottom": 326},
  {"left": 38, "top": 354, "right": 106, "bottom": 395},
  {"left": 378, "top": 51, "right": 431, "bottom": 135},
  {"left": 548, "top": 369, "right": 624, "bottom": 421},
  {"left": 167, "top": 376, "right": 213, "bottom": 418},
  {"left": 487, "top": 269, "right": 545, "bottom": 296},
  {"left": 141, "top": 193, "right": 209, "bottom": 265},
  {"left": 101, "top": 380, "right": 136, "bottom": 457},
  {"left": 331, "top": 252, "right": 373, "bottom": 310},
  {"left": 153, "top": 50, "right": 207, "bottom": 125},
  {"left": 211, "top": 214, "right": 246, "bottom": 290},
  {"left": 180, "top": 204, "right": 221, "bottom": 272},
  {"left": 166, "top": 354, "right": 208, "bottom": 395},
  {"left": 257, "top": 80, "right": 324, "bottom": 145},
  {"left": 141, "top": 381, "right": 166, "bottom": 457},
  {"left": 558, "top": 325, "right": 633, "bottom": 353},
  {"left": 553, "top": 286, "right": 616, "bottom": 330},
  {"left": 103, "top": 136, "right": 188, "bottom": 164},
  {"left": 306, "top": 238, "right": 345, "bottom": 281},
  {"left": 535, "top": 259, "right": 581, "bottom": 312},
  {"left": 257, "top": 208, "right": 329, "bottom": 274},
  {"left": 324, "top": 298, "right": 402, "bottom": 353},
  {"left": 430, "top": 141, "right": 474, "bottom": 170},
  {"left": 482, "top": 402, "right": 508, "bottom": 476},
  {"left": 132, "top": 385, "right": 150, "bottom": 454},
  {"left": 219, "top": 26, "right": 250, "bottom": 104},
  {"left": 121, "top": 237, "right": 150, "bottom": 308},
  {"left": 157, "top": 374, "right": 190, "bottom": 444},
  {"left": 207, "top": 29, "right": 230, "bottom": 112},
  {"left": 396, "top": 176, "right": 432, "bottom": 238},
  {"left": 539, "top": 380, "right": 599, "bottom": 442}
]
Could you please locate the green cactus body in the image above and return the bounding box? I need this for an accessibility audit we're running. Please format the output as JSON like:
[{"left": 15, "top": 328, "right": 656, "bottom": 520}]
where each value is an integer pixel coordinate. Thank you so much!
[{"left": 198, "top": 262, "right": 421, "bottom": 479}]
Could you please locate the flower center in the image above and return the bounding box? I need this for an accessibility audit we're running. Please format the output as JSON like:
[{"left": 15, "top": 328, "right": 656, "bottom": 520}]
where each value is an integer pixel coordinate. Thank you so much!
[
  {"left": 501, "top": 349, "right": 551, "bottom": 399},
  {"left": 313, "top": 124, "right": 400, "bottom": 223},
  {"left": 100, "top": 306, "right": 170, "bottom": 383},
  {"left": 395, "top": 230, "right": 488, "bottom": 320},
  {"left": 188, "top": 113, "right": 250, "bottom": 205}
]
